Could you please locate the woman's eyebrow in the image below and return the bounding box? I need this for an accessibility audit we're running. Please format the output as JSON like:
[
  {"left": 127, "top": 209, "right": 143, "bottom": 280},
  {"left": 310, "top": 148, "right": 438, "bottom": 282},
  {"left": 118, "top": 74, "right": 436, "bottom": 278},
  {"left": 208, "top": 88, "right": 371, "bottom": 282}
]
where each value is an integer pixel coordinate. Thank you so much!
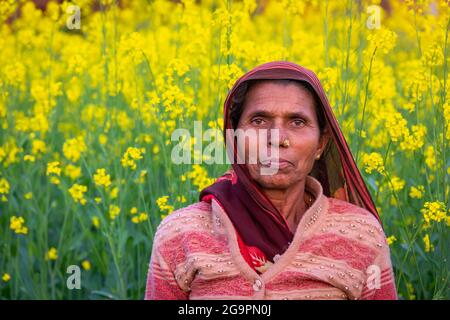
[
  {"left": 284, "top": 111, "right": 310, "bottom": 119},
  {"left": 247, "top": 110, "right": 310, "bottom": 119},
  {"left": 247, "top": 110, "right": 274, "bottom": 118}
]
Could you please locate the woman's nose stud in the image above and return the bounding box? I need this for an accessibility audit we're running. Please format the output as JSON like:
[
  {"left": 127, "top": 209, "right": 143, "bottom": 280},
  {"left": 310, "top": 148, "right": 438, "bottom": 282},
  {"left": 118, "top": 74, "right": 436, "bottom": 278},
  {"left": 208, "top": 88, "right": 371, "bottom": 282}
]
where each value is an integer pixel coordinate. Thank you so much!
[{"left": 280, "top": 138, "right": 290, "bottom": 148}]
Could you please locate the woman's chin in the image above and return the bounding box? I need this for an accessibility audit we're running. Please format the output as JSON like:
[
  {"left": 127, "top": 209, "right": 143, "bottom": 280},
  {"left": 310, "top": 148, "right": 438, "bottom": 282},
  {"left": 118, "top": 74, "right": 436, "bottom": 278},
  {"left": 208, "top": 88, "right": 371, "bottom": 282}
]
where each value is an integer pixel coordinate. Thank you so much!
[{"left": 253, "top": 174, "right": 296, "bottom": 190}]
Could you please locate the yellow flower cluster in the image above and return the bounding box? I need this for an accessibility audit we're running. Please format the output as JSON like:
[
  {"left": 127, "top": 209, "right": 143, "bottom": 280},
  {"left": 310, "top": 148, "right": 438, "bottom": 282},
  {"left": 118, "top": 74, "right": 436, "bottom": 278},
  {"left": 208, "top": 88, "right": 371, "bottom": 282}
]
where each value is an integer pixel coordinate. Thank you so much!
[
  {"left": 64, "top": 164, "right": 82, "bottom": 181},
  {"left": 387, "top": 235, "right": 397, "bottom": 246},
  {"left": 423, "top": 234, "right": 434, "bottom": 253},
  {"left": 109, "top": 187, "right": 119, "bottom": 199},
  {"left": 406, "top": 282, "right": 416, "bottom": 300},
  {"left": 31, "top": 139, "right": 46, "bottom": 156},
  {"left": 63, "top": 136, "right": 87, "bottom": 162},
  {"left": 92, "top": 216, "right": 101, "bottom": 229},
  {"left": 444, "top": 102, "right": 450, "bottom": 141},
  {"left": 10, "top": 216, "right": 28, "bottom": 235},
  {"left": 318, "top": 67, "right": 338, "bottom": 92},
  {"left": 109, "top": 204, "right": 121, "bottom": 220},
  {"left": 422, "top": 41, "right": 445, "bottom": 67},
  {"left": 93, "top": 168, "right": 112, "bottom": 188},
  {"left": 421, "top": 201, "right": 448, "bottom": 228},
  {"left": 409, "top": 185, "right": 425, "bottom": 199},
  {"left": 82, "top": 260, "right": 91, "bottom": 271},
  {"left": 45, "top": 247, "right": 58, "bottom": 261},
  {"left": 46, "top": 161, "right": 61, "bottom": 176},
  {"left": 366, "top": 28, "right": 397, "bottom": 55},
  {"left": 121, "top": 147, "right": 145, "bottom": 170},
  {"left": 0, "top": 0, "right": 18, "bottom": 23},
  {"left": 361, "top": 152, "right": 385, "bottom": 175},
  {"left": 187, "top": 164, "right": 215, "bottom": 191},
  {"left": 130, "top": 207, "right": 148, "bottom": 224},
  {"left": 156, "top": 196, "right": 174, "bottom": 219},
  {"left": 0, "top": 140, "right": 22, "bottom": 168},
  {"left": 68, "top": 184, "right": 88, "bottom": 205},
  {"left": 2, "top": 273, "right": 11, "bottom": 282},
  {"left": 424, "top": 146, "right": 436, "bottom": 170},
  {"left": 46, "top": 161, "right": 62, "bottom": 185},
  {"left": 389, "top": 176, "right": 405, "bottom": 192},
  {"left": 0, "top": 177, "right": 10, "bottom": 202},
  {"left": 382, "top": 111, "right": 427, "bottom": 152}
]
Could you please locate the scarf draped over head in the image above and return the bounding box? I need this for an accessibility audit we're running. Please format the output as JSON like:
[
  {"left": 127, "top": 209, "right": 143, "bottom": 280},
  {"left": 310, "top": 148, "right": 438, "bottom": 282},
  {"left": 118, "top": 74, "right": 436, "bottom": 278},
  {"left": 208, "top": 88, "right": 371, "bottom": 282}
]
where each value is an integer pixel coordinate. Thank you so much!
[{"left": 199, "top": 61, "right": 380, "bottom": 270}]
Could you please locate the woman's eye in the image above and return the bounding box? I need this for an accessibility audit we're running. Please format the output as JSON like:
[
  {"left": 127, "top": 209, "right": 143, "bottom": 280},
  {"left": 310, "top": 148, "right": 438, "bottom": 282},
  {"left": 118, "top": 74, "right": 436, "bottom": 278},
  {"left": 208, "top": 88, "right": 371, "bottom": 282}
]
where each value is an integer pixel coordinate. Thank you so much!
[
  {"left": 292, "top": 119, "right": 305, "bottom": 127},
  {"left": 251, "top": 118, "right": 265, "bottom": 125}
]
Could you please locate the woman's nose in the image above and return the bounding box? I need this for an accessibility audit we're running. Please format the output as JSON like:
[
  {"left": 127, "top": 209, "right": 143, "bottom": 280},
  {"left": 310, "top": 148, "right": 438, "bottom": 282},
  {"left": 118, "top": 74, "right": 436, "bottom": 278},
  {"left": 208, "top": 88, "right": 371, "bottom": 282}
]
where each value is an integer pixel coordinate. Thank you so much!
[{"left": 267, "top": 127, "right": 289, "bottom": 147}]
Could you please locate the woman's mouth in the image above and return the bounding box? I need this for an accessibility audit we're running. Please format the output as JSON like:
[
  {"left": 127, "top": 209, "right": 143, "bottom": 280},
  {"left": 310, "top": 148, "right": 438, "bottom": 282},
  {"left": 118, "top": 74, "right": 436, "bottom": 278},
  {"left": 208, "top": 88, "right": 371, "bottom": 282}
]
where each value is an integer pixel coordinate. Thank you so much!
[{"left": 259, "top": 158, "right": 292, "bottom": 169}]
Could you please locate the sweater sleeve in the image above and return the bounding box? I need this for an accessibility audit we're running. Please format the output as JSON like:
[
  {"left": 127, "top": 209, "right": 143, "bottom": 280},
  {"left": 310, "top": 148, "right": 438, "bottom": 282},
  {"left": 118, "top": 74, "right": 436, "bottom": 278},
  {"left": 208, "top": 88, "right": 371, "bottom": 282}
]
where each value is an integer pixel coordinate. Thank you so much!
[
  {"left": 144, "top": 240, "right": 189, "bottom": 300},
  {"left": 360, "top": 240, "right": 398, "bottom": 300}
]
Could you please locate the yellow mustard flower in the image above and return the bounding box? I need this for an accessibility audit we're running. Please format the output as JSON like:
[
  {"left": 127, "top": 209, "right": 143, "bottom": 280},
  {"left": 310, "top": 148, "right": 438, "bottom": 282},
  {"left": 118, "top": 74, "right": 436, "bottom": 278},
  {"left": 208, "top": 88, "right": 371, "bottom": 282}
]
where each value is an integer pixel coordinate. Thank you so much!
[
  {"left": 109, "top": 204, "right": 121, "bottom": 220},
  {"left": 63, "top": 136, "right": 87, "bottom": 162},
  {"left": 68, "top": 184, "right": 88, "bottom": 205},
  {"left": 46, "top": 161, "right": 61, "bottom": 176},
  {"left": 423, "top": 234, "right": 434, "bottom": 253},
  {"left": 64, "top": 164, "right": 82, "bottom": 180},
  {"left": 138, "top": 212, "right": 148, "bottom": 222},
  {"left": 389, "top": 176, "right": 405, "bottom": 192},
  {"left": 31, "top": 139, "right": 46, "bottom": 155},
  {"left": 131, "top": 212, "right": 148, "bottom": 224},
  {"left": 93, "top": 168, "right": 111, "bottom": 188},
  {"left": 23, "top": 154, "right": 35, "bottom": 162},
  {"left": 81, "top": 260, "right": 91, "bottom": 271},
  {"left": 421, "top": 201, "right": 447, "bottom": 228},
  {"left": 10, "top": 216, "right": 28, "bottom": 235},
  {"left": 121, "top": 147, "right": 145, "bottom": 170},
  {"left": 424, "top": 145, "right": 436, "bottom": 170},
  {"left": 98, "top": 134, "right": 108, "bottom": 145},
  {"left": 361, "top": 152, "right": 385, "bottom": 175},
  {"left": 409, "top": 185, "right": 425, "bottom": 199},
  {"left": 109, "top": 186, "right": 119, "bottom": 199},
  {"left": 45, "top": 247, "right": 58, "bottom": 261},
  {"left": 2, "top": 273, "right": 11, "bottom": 282},
  {"left": 387, "top": 236, "right": 397, "bottom": 246},
  {"left": 187, "top": 164, "right": 215, "bottom": 191},
  {"left": 92, "top": 216, "right": 100, "bottom": 229},
  {"left": 0, "top": 177, "right": 10, "bottom": 202},
  {"left": 156, "top": 196, "right": 174, "bottom": 215},
  {"left": 50, "top": 176, "right": 60, "bottom": 185}
]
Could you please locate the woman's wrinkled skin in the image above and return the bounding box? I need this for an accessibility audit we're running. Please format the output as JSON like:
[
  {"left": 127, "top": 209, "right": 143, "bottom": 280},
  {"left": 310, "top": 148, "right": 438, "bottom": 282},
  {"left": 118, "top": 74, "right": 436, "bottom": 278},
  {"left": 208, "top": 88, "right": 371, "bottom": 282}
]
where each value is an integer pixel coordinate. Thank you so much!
[{"left": 236, "top": 81, "right": 330, "bottom": 232}]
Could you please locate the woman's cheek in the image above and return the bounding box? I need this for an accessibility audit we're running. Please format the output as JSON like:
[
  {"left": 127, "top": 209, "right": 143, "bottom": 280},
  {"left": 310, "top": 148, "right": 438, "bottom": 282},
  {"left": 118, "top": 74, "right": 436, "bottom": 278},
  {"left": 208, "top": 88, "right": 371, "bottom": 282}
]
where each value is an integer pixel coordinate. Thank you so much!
[{"left": 292, "top": 139, "right": 319, "bottom": 168}]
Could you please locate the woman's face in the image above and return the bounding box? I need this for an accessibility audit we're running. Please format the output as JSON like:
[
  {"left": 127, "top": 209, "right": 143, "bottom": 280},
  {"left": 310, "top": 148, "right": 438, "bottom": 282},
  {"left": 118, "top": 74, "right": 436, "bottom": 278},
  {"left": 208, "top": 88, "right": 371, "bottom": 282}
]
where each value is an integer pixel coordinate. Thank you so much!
[{"left": 236, "top": 81, "right": 329, "bottom": 190}]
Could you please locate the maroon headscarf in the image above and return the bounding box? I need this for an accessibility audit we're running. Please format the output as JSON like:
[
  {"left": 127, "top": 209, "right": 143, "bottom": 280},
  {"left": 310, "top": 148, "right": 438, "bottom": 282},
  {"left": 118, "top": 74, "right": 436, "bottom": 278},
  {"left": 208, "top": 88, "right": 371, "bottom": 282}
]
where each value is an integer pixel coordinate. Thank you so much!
[{"left": 199, "top": 61, "right": 380, "bottom": 267}]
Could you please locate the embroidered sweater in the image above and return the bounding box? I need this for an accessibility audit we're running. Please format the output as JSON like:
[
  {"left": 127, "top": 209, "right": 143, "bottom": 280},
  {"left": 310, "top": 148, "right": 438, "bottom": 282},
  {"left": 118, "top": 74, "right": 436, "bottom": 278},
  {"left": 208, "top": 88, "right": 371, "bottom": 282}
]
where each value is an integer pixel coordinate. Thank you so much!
[{"left": 145, "top": 176, "right": 398, "bottom": 300}]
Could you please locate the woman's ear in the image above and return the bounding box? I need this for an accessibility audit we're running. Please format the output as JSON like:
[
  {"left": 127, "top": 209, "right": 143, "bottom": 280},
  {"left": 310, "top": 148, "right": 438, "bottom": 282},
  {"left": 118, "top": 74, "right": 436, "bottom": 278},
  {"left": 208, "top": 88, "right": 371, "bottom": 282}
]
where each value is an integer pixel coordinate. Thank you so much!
[{"left": 317, "top": 127, "right": 330, "bottom": 157}]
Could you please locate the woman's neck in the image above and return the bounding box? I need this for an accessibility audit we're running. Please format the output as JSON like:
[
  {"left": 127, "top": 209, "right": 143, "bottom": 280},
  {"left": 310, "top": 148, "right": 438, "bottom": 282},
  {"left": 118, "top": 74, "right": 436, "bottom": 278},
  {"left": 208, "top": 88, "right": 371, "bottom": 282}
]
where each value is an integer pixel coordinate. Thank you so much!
[{"left": 263, "top": 178, "right": 310, "bottom": 233}]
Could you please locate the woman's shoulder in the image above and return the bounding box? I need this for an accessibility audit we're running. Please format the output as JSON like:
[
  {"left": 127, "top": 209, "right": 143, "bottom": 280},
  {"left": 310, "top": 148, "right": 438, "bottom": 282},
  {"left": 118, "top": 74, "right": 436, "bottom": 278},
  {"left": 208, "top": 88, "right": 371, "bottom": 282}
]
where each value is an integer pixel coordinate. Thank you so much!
[
  {"left": 152, "top": 200, "right": 214, "bottom": 246},
  {"left": 310, "top": 196, "right": 392, "bottom": 277},
  {"left": 326, "top": 196, "right": 376, "bottom": 218},
  {"left": 324, "top": 196, "right": 386, "bottom": 238}
]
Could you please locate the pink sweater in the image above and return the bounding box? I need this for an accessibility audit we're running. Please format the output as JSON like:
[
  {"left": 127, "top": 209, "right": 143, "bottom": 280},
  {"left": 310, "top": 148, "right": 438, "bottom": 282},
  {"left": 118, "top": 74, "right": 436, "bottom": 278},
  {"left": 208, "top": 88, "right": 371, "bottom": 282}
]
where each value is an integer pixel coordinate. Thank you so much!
[{"left": 145, "top": 177, "right": 397, "bottom": 300}]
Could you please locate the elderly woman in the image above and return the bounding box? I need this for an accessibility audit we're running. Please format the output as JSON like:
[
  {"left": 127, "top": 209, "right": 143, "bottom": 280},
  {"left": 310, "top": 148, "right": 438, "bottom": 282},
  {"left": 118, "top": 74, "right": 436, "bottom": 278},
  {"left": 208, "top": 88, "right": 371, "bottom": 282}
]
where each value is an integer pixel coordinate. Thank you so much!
[{"left": 145, "top": 61, "right": 397, "bottom": 300}]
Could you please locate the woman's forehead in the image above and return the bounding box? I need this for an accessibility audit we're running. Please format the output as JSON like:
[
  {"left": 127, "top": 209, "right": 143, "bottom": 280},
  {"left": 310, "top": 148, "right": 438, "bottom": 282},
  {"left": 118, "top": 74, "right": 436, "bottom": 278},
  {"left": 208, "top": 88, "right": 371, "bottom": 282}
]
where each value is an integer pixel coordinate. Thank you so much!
[
  {"left": 246, "top": 80, "right": 313, "bottom": 99},
  {"left": 242, "top": 82, "right": 316, "bottom": 113}
]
